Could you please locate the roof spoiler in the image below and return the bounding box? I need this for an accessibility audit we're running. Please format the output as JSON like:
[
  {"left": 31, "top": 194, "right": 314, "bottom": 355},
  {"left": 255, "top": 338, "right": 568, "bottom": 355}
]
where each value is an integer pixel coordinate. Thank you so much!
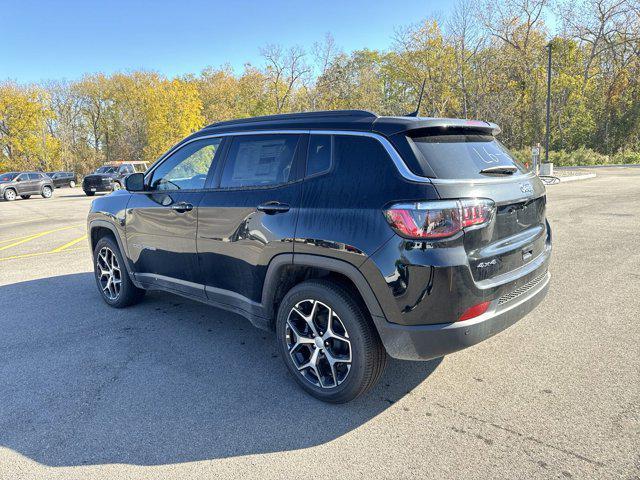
[
  {"left": 406, "top": 118, "right": 500, "bottom": 135},
  {"left": 373, "top": 117, "right": 501, "bottom": 136}
]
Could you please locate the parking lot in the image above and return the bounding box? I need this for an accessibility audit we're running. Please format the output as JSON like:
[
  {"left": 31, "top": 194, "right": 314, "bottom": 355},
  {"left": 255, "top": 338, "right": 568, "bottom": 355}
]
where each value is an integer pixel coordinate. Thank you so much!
[{"left": 0, "top": 169, "right": 638, "bottom": 479}]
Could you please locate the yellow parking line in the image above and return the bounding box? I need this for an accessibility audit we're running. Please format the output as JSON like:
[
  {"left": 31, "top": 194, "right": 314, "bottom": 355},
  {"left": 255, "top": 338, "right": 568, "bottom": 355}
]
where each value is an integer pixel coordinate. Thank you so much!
[
  {"left": 0, "top": 247, "right": 86, "bottom": 262},
  {"left": 0, "top": 232, "right": 47, "bottom": 245},
  {"left": 50, "top": 234, "right": 88, "bottom": 253},
  {"left": 0, "top": 225, "right": 80, "bottom": 251}
]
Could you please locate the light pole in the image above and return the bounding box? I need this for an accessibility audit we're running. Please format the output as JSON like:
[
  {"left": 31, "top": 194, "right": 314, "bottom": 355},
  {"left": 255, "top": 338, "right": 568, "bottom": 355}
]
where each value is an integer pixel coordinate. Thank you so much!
[{"left": 544, "top": 41, "right": 552, "bottom": 164}]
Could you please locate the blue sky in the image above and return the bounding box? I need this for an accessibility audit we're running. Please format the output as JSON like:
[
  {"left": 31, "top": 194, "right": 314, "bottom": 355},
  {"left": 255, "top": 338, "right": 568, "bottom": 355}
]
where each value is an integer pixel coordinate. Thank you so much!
[{"left": 2, "top": 0, "right": 459, "bottom": 83}]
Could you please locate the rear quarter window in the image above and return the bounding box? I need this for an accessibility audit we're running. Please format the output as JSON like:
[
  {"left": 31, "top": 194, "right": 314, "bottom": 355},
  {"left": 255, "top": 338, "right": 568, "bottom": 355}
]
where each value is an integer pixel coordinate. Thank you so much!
[
  {"left": 306, "top": 135, "right": 332, "bottom": 176},
  {"left": 410, "top": 134, "right": 528, "bottom": 179}
]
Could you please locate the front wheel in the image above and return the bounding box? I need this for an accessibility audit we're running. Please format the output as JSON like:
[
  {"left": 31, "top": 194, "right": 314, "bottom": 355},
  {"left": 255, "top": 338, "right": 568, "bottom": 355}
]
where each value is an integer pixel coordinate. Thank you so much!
[
  {"left": 41, "top": 186, "right": 53, "bottom": 198},
  {"left": 3, "top": 189, "right": 16, "bottom": 201},
  {"left": 276, "top": 280, "right": 387, "bottom": 403},
  {"left": 93, "top": 236, "right": 145, "bottom": 308}
]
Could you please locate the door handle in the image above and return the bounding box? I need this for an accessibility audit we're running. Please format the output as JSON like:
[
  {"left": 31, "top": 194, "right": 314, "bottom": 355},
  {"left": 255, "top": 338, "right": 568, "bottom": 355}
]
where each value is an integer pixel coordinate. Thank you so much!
[
  {"left": 257, "top": 202, "right": 290, "bottom": 214},
  {"left": 171, "top": 202, "right": 193, "bottom": 213}
]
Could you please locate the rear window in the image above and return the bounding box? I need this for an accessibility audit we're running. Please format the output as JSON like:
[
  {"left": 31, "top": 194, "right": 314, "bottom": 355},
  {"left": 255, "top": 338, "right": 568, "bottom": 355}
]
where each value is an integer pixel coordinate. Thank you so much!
[{"left": 411, "top": 134, "right": 527, "bottom": 179}]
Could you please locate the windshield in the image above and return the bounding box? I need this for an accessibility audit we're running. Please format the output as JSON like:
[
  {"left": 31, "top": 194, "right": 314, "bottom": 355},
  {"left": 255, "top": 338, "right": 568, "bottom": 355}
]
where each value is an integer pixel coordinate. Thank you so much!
[
  {"left": 411, "top": 134, "right": 528, "bottom": 179},
  {"left": 95, "top": 166, "right": 116, "bottom": 174},
  {"left": 0, "top": 172, "right": 18, "bottom": 182}
]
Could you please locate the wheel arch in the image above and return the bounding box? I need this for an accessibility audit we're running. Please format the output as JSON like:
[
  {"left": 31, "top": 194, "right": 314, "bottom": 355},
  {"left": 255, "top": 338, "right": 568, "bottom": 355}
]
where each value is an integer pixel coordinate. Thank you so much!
[
  {"left": 262, "top": 254, "right": 386, "bottom": 328},
  {"left": 89, "top": 220, "right": 139, "bottom": 285}
]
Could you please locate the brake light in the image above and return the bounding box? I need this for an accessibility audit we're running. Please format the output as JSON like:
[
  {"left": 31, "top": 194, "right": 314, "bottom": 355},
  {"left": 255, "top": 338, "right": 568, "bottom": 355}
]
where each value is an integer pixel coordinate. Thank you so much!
[
  {"left": 459, "top": 301, "right": 490, "bottom": 321},
  {"left": 383, "top": 199, "right": 495, "bottom": 239}
]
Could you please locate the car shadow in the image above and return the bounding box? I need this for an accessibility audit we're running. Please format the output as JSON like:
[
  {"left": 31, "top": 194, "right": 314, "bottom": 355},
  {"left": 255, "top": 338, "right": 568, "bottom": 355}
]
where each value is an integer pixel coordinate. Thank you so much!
[{"left": 0, "top": 273, "right": 441, "bottom": 467}]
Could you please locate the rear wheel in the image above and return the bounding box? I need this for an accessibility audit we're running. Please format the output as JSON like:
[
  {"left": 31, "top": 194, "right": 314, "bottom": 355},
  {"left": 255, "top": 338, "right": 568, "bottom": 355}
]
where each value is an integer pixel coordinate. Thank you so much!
[
  {"left": 69, "top": 180, "right": 76, "bottom": 188},
  {"left": 276, "top": 280, "right": 387, "bottom": 403},
  {"left": 41, "top": 186, "right": 53, "bottom": 198},
  {"left": 20, "top": 195, "right": 31, "bottom": 199},
  {"left": 3, "top": 188, "right": 16, "bottom": 201},
  {"left": 93, "top": 236, "right": 145, "bottom": 308}
]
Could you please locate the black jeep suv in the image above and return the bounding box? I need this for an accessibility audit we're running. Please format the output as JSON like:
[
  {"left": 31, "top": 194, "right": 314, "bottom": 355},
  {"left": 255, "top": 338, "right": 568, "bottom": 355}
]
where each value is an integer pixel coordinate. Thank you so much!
[
  {"left": 87, "top": 110, "right": 551, "bottom": 402},
  {"left": 0, "top": 171, "right": 54, "bottom": 201}
]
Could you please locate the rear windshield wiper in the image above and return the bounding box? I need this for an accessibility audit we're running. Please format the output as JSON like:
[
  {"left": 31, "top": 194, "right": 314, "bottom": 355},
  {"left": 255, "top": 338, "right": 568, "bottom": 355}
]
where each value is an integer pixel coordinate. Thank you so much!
[{"left": 479, "top": 165, "right": 517, "bottom": 175}]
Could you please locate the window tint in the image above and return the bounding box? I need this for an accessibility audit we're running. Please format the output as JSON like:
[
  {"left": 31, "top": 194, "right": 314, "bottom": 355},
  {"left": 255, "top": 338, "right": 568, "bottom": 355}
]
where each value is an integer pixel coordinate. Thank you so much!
[
  {"left": 411, "top": 134, "right": 527, "bottom": 179},
  {"left": 220, "top": 134, "right": 300, "bottom": 188},
  {"left": 29, "top": 173, "right": 42, "bottom": 180},
  {"left": 306, "top": 135, "right": 332, "bottom": 176},
  {"left": 150, "top": 138, "right": 221, "bottom": 191},
  {"left": 0, "top": 173, "right": 18, "bottom": 181}
]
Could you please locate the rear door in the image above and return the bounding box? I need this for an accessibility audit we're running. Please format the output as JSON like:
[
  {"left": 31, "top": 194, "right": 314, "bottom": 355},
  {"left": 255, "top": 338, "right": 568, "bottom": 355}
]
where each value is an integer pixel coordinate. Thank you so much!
[
  {"left": 197, "top": 133, "right": 305, "bottom": 305},
  {"left": 409, "top": 132, "right": 549, "bottom": 282},
  {"left": 30, "top": 173, "right": 46, "bottom": 192},
  {"left": 125, "top": 137, "right": 223, "bottom": 298}
]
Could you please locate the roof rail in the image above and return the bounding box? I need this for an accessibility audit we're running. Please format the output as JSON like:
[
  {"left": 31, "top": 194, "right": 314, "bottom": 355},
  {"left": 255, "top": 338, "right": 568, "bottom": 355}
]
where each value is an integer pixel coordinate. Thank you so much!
[{"left": 204, "top": 110, "right": 378, "bottom": 129}]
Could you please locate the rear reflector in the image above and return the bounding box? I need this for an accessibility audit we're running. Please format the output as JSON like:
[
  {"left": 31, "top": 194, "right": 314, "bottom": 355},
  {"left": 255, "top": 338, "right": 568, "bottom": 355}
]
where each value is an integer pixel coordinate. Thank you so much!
[
  {"left": 383, "top": 198, "right": 495, "bottom": 239},
  {"left": 459, "top": 301, "right": 490, "bottom": 321}
]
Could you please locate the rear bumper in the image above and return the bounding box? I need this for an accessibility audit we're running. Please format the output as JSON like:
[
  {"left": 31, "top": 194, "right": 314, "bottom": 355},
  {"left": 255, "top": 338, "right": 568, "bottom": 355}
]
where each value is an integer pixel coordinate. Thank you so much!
[{"left": 375, "top": 271, "right": 550, "bottom": 360}]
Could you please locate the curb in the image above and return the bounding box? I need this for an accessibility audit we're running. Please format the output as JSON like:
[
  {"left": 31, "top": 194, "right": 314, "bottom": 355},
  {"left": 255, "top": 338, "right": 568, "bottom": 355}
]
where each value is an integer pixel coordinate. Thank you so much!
[{"left": 556, "top": 173, "right": 597, "bottom": 183}]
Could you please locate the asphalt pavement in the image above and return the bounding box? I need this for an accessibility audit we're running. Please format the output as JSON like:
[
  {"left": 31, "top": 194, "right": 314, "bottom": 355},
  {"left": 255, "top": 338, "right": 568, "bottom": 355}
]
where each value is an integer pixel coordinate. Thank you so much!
[{"left": 0, "top": 169, "right": 638, "bottom": 479}]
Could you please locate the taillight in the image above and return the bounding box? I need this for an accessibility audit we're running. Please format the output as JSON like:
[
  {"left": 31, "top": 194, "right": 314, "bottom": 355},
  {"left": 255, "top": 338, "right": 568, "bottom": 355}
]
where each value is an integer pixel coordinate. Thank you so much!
[{"left": 383, "top": 199, "right": 495, "bottom": 239}]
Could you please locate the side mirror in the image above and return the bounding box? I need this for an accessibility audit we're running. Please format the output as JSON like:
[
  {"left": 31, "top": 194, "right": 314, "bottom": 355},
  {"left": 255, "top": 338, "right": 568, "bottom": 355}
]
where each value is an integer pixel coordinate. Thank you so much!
[
  {"left": 125, "top": 172, "right": 145, "bottom": 192},
  {"left": 15, "top": 177, "right": 22, "bottom": 182}
]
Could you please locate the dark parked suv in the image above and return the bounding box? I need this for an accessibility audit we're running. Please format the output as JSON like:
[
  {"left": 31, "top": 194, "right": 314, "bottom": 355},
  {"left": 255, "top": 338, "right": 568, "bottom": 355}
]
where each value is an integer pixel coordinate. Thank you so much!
[
  {"left": 87, "top": 110, "right": 551, "bottom": 402},
  {"left": 48, "top": 171, "right": 78, "bottom": 188},
  {"left": 0, "top": 171, "right": 54, "bottom": 201},
  {"left": 82, "top": 162, "right": 148, "bottom": 196}
]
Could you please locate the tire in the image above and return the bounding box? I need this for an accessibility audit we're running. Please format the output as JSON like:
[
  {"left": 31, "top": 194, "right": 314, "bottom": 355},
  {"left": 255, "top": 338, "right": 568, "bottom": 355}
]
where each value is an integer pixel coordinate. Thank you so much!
[
  {"left": 3, "top": 188, "right": 16, "bottom": 201},
  {"left": 276, "top": 279, "right": 387, "bottom": 403},
  {"left": 20, "top": 195, "right": 31, "bottom": 199},
  {"left": 93, "top": 235, "right": 145, "bottom": 308},
  {"left": 85, "top": 191, "right": 95, "bottom": 196},
  {"left": 112, "top": 182, "right": 122, "bottom": 191},
  {"left": 41, "top": 185, "right": 53, "bottom": 198},
  {"left": 69, "top": 180, "right": 76, "bottom": 188}
]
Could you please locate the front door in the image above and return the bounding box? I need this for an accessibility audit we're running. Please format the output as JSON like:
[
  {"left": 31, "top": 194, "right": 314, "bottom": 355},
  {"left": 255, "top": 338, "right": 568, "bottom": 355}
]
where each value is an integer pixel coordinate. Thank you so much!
[
  {"left": 197, "top": 133, "right": 305, "bottom": 307},
  {"left": 14, "top": 173, "right": 35, "bottom": 194},
  {"left": 125, "top": 137, "right": 223, "bottom": 298}
]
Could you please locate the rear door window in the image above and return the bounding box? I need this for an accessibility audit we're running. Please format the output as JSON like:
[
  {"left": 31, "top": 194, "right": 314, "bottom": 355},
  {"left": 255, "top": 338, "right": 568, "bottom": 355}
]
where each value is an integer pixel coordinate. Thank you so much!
[
  {"left": 410, "top": 134, "right": 527, "bottom": 179},
  {"left": 220, "top": 134, "right": 301, "bottom": 188}
]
